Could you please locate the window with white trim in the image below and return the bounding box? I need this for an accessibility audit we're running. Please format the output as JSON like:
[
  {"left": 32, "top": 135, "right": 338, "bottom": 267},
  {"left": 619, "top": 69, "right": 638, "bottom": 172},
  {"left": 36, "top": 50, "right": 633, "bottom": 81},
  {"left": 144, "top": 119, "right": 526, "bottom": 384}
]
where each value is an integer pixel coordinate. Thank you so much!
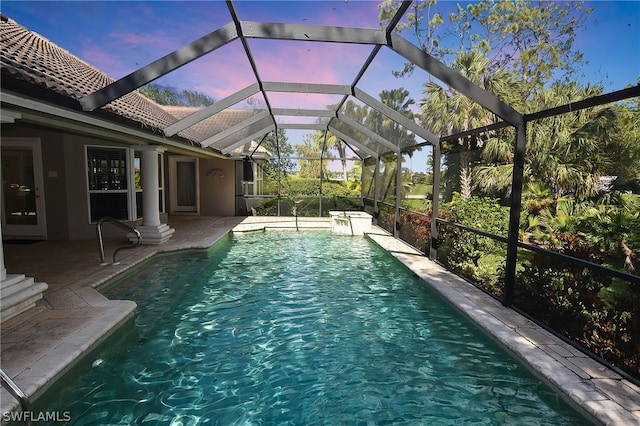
[{"left": 87, "top": 146, "right": 128, "bottom": 222}]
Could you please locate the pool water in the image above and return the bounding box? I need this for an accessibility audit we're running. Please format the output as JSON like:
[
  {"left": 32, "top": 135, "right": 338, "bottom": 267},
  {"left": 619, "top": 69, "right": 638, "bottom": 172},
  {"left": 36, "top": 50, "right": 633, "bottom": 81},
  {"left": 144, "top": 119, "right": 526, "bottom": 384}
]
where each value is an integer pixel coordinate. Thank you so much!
[{"left": 34, "top": 231, "right": 589, "bottom": 425}]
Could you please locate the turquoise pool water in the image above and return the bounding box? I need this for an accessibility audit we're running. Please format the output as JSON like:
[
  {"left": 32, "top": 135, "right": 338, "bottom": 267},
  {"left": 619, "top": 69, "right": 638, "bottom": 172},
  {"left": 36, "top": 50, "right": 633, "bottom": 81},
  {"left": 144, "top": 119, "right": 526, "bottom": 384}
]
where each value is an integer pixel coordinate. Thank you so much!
[{"left": 34, "top": 231, "right": 589, "bottom": 425}]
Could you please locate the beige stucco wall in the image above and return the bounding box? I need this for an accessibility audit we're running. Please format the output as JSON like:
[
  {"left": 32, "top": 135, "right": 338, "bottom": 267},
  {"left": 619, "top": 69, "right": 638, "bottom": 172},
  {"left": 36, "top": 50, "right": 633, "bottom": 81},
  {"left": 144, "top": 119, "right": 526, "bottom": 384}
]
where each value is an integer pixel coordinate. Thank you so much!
[
  {"left": 199, "top": 157, "right": 236, "bottom": 216},
  {"left": 1, "top": 125, "right": 70, "bottom": 240},
  {"left": 2, "top": 123, "right": 150, "bottom": 240},
  {"left": 2, "top": 122, "right": 236, "bottom": 240}
]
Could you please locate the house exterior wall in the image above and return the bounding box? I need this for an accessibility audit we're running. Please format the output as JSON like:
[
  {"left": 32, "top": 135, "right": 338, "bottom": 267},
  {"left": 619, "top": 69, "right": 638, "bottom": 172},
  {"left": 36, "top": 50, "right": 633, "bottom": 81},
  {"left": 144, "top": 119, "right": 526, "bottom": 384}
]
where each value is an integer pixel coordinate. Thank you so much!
[
  {"left": 1, "top": 123, "right": 156, "bottom": 240},
  {"left": 199, "top": 157, "right": 235, "bottom": 217},
  {"left": 1, "top": 124, "right": 70, "bottom": 240},
  {"left": 63, "top": 132, "right": 116, "bottom": 240}
]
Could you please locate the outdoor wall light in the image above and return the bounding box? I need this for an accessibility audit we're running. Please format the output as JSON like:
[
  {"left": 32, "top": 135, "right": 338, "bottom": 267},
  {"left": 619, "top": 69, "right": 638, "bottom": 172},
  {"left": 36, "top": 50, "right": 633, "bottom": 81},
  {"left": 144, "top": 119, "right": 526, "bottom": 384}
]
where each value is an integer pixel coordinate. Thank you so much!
[{"left": 207, "top": 168, "right": 225, "bottom": 178}]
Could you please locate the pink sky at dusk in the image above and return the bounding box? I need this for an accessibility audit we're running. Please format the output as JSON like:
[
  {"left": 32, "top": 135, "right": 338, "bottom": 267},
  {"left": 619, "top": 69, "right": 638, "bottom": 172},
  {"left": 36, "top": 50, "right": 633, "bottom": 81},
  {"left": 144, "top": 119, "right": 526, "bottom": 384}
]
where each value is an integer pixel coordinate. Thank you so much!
[{"left": 2, "top": 1, "right": 637, "bottom": 135}]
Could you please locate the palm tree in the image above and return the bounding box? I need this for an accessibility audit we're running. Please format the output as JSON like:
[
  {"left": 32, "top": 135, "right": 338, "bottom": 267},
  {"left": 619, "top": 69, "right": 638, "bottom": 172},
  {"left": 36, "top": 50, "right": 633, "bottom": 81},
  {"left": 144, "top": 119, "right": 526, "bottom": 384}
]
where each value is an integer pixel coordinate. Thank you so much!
[
  {"left": 312, "top": 130, "right": 349, "bottom": 181},
  {"left": 475, "top": 81, "right": 625, "bottom": 203},
  {"left": 376, "top": 88, "right": 417, "bottom": 148},
  {"left": 420, "top": 50, "right": 522, "bottom": 200}
]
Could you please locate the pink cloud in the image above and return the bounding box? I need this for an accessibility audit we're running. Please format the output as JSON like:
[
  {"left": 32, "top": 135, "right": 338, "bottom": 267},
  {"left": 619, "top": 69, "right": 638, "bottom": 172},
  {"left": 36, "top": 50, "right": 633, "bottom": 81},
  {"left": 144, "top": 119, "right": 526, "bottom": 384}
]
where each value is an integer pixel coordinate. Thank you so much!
[
  {"left": 80, "top": 42, "right": 131, "bottom": 79},
  {"left": 233, "top": 1, "right": 382, "bottom": 29},
  {"left": 265, "top": 92, "right": 345, "bottom": 110},
  {"left": 249, "top": 39, "right": 374, "bottom": 85}
]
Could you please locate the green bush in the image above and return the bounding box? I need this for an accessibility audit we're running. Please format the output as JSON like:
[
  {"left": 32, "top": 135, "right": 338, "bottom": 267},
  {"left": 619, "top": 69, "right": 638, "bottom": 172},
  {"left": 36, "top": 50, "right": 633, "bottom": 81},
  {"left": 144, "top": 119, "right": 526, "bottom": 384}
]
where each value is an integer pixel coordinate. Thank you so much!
[
  {"left": 514, "top": 251, "right": 639, "bottom": 380},
  {"left": 279, "top": 178, "right": 360, "bottom": 198},
  {"left": 281, "top": 178, "right": 320, "bottom": 196},
  {"left": 436, "top": 194, "right": 509, "bottom": 294}
]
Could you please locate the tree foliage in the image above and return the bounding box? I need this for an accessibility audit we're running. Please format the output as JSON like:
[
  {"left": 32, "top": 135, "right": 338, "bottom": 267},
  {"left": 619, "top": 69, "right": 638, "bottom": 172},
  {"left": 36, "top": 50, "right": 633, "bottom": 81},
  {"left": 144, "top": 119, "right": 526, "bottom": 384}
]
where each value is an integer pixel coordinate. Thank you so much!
[
  {"left": 295, "top": 134, "right": 330, "bottom": 179},
  {"left": 380, "top": 0, "right": 593, "bottom": 99},
  {"left": 380, "top": 0, "right": 640, "bottom": 380},
  {"left": 259, "top": 128, "right": 294, "bottom": 186},
  {"left": 139, "top": 84, "right": 215, "bottom": 107}
]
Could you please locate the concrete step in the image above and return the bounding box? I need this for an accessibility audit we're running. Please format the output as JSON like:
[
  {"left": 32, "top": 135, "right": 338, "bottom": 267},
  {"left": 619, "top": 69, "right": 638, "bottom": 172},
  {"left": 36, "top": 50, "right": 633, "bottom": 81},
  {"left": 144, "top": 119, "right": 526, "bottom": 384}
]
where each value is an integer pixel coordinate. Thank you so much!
[
  {"left": 1, "top": 276, "right": 48, "bottom": 321},
  {"left": 1, "top": 274, "right": 34, "bottom": 298}
]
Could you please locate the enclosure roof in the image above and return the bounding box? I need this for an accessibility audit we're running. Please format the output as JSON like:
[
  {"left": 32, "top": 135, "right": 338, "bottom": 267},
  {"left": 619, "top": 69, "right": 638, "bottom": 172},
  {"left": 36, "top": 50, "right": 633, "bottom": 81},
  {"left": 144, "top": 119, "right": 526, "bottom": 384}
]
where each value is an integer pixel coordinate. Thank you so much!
[{"left": 1, "top": 1, "right": 525, "bottom": 159}]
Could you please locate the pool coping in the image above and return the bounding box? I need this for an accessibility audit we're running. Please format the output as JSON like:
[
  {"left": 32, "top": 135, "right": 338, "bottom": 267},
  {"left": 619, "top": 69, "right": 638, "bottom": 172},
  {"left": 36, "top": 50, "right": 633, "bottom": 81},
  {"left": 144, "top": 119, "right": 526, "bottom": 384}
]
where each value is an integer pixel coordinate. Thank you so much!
[
  {"left": 364, "top": 229, "right": 640, "bottom": 426},
  {"left": 1, "top": 217, "right": 639, "bottom": 425}
]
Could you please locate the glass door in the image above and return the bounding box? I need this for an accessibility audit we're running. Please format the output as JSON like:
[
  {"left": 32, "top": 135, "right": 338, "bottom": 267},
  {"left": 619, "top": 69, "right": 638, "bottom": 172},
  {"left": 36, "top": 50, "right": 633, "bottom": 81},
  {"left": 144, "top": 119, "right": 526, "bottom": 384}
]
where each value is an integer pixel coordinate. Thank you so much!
[{"left": 1, "top": 138, "right": 47, "bottom": 238}]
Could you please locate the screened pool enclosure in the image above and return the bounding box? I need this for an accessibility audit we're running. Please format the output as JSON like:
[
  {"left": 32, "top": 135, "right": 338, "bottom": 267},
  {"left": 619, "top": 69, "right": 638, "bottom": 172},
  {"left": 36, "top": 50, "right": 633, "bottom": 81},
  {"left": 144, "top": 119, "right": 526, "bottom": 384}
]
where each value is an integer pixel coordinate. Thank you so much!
[{"left": 6, "top": 0, "right": 640, "bottom": 383}]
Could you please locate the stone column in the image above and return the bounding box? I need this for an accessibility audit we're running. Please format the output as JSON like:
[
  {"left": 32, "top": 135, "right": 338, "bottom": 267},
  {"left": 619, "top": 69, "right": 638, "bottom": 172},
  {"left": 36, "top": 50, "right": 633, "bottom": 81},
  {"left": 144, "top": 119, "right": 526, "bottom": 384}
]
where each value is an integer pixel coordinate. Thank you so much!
[
  {"left": 133, "top": 146, "right": 174, "bottom": 245},
  {"left": 0, "top": 224, "right": 48, "bottom": 321}
]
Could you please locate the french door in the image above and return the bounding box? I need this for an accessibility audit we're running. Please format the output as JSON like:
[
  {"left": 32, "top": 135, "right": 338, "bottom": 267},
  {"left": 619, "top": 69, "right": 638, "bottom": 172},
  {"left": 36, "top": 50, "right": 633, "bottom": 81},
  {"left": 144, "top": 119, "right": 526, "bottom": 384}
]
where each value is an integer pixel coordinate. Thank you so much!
[{"left": 1, "top": 138, "right": 47, "bottom": 238}]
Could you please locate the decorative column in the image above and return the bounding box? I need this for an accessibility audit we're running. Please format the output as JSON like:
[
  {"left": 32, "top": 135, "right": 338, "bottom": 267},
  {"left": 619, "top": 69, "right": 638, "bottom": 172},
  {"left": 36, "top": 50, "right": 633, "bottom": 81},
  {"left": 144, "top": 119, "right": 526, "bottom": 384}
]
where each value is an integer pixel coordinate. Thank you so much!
[
  {"left": 0, "top": 225, "right": 48, "bottom": 321},
  {"left": 134, "top": 146, "right": 174, "bottom": 245}
]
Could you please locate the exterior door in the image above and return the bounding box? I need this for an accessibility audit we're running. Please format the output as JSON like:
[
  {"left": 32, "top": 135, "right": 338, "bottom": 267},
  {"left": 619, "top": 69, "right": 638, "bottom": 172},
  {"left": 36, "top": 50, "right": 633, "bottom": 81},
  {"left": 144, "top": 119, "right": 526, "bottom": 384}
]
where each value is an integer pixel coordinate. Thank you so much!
[
  {"left": 169, "top": 156, "right": 198, "bottom": 213},
  {"left": 1, "top": 138, "right": 47, "bottom": 238}
]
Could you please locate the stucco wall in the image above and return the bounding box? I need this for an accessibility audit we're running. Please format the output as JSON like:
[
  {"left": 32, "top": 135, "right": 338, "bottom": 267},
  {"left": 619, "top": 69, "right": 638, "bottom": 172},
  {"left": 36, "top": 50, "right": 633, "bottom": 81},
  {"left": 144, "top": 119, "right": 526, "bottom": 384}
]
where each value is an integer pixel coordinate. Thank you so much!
[
  {"left": 2, "top": 122, "right": 233, "bottom": 240},
  {"left": 1, "top": 125, "right": 69, "bottom": 240},
  {"left": 199, "top": 157, "right": 236, "bottom": 216},
  {"left": 1, "top": 123, "right": 143, "bottom": 240}
]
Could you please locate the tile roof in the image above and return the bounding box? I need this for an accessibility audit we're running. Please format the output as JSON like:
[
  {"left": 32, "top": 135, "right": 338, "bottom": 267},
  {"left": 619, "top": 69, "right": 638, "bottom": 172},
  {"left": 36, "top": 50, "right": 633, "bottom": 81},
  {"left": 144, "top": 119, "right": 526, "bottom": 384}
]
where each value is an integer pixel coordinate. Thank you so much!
[
  {"left": 162, "top": 106, "right": 255, "bottom": 138},
  {"left": 0, "top": 16, "right": 204, "bottom": 146},
  {"left": 227, "top": 139, "right": 273, "bottom": 159},
  {"left": 162, "top": 106, "right": 273, "bottom": 158}
]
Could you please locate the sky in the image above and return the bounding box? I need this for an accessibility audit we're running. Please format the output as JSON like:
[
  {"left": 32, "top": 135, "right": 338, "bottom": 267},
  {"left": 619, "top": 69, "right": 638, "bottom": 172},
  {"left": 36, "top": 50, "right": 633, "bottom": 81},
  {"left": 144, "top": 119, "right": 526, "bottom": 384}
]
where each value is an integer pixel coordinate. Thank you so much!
[{"left": 1, "top": 0, "right": 639, "bottom": 171}]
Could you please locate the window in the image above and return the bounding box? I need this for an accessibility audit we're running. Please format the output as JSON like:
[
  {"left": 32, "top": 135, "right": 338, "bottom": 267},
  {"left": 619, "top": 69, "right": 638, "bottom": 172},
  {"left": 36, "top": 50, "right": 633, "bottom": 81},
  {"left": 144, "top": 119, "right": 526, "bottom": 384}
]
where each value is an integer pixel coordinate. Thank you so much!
[
  {"left": 87, "top": 146, "right": 128, "bottom": 222},
  {"left": 134, "top": 153, "right": 142, "bottom": 219},
  {"left": 243, "top": 161, "right": 264, "bottom": 196}
]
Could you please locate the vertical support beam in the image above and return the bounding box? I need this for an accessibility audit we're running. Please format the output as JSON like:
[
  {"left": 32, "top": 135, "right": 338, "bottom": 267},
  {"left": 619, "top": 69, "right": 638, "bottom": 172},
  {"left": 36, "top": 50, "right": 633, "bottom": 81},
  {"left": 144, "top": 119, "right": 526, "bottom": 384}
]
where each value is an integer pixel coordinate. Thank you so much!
[
  {"left": 360, "top": 158, "right": 365, "bottom": 210},
  {"left": 430, "top": 143, "right": 442, "bottom": 260},
  {"left": 394, "top": 151, "right": 403, "bottom": 238},
  {"left": 275, "top": 130, "right": 282, "bottom": 217},
  {"left": 503, "top": 123, "right": 527, "bottom": 306},
  {"left": 373, "top": 157, "right": 381, "bottom": 225},
  {"left": 319, "top": 131, "right": 328, "bottom": 216}
]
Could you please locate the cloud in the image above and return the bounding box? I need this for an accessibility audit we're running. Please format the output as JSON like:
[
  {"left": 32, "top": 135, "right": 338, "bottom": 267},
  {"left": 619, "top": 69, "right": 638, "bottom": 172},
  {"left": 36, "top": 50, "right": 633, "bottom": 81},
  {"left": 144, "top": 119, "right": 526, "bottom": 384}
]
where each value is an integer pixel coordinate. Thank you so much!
[
  {"left": 80, "top": 42, "right": 131, "bottom": 80},
  {"left": 265, "top": 92, "right": 345, "bottom": 111},
  {"left": 233, "top": 0, "right": 382, "bottom": 28},
  {"left": 249, "top": 39, "right": 373, "bottom": 84}
]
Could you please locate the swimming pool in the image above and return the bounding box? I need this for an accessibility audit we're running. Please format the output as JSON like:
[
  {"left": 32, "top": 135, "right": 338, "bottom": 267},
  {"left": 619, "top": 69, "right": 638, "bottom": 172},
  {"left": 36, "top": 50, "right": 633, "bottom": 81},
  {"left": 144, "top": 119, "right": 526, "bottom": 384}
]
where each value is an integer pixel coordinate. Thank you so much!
[{"left": 32, "top": 231, "right": 590, "bottom": 425}]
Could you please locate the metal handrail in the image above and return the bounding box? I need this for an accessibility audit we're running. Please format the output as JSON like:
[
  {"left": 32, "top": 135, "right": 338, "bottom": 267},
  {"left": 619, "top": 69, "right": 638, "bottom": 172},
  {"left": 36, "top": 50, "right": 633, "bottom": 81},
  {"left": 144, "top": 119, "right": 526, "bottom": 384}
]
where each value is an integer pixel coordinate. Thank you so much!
[
  {"left": 96, "top": 217, "right": 142, "bottom": 265},
  {"left": 0, "top": 368, "right": 32, "bottom": 426}
]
